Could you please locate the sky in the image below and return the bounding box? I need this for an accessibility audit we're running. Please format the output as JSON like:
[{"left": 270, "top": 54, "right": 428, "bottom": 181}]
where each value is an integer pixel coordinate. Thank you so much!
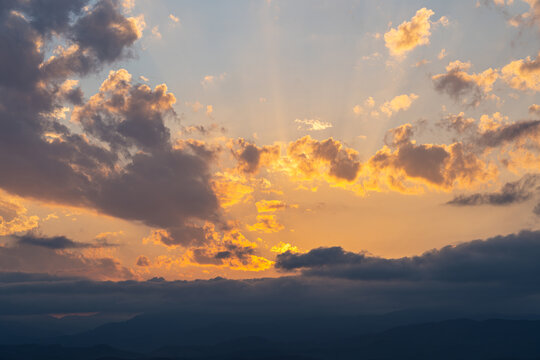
[{"left": 3, "top": 0, "right": 540, "bottom": 304}]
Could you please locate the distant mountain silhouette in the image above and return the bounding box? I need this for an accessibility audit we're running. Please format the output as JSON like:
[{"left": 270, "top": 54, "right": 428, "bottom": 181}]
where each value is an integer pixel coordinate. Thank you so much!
[{"left": 2, "top": 317, "right": 540, "bottom": 359}]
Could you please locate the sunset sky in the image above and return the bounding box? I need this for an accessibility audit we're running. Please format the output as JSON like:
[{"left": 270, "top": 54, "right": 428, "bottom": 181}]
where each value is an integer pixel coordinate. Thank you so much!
[{"left": 3, "top": 0, "right": 540, "bottom": 291}]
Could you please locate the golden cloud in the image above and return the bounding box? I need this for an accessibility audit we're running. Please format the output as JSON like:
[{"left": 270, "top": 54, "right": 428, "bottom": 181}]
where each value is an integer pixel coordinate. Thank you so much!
[
  {"left": 502, "top": 52, "right": 540, "bottom": 91},
  {"left": 384, "top": 8, "right": 435, "bottom": 57}
]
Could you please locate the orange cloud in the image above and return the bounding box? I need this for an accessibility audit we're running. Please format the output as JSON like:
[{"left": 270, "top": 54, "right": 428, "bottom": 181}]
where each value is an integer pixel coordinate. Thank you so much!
[
  {"left": 379, "top": 93, "right": 418, "bottom": 117},
  {"left": 283, "top": 136, "right": 362, "bottom": 184},
  {"left": 247, "top": 214, "right": 285, "bottom": 233},
  {"left": 366, "top": 124, "right": 497, "bottom": 192},
  {"left": 255, "top": 200, "right": 297, "bottom": 213},
  {"left": 384, "top": 8, "right": 435, "bottom": 57},
  {"left": 502, "top": 52, "right": 540, "bottom": 91},
  {"left": 230, "top": 138, "right": 280, "bottom": 175},
  {"left": 212, "top": 171, "right": 254, "bottom": 208},
  {"left": 270, "top": 241, "right": 301, "bottom": 254},
  {"left": 188, "top": 227, "right": 274, "bottom": 271},
  {"left": 0, "top": 192, "right": 39, "bottom": 236}
]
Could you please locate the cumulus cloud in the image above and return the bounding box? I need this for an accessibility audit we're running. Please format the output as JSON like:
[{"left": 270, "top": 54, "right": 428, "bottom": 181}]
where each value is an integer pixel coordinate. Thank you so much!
[
  {"left": 432, "top": 61, "right": 498, "bottom": 106},
  {"left": 448, "top": 174, "right": 540, "bottom": 206},
  {"left": 502, "top": 52, "right": 540, "bottom": 91},
  {"left": 231, "top": 139, "right": 280, "bottom": 175},
  {"left": 247, "top": 214, "right": 285, "bottom": 233},
  {"left": 285, "top": 136, "right": 362, "bottom": 184},
  {"left": 379, "top": 93, "right": 418, "bottom": 117},
  {"left": 0, "top": 1, "right": 222, "bottom": 248},
  {"left": 384, "top": 8, "right": 435, "bottom": 57},
  {"left": 368, "top": 124, "right": 494, "bottom": 192},
  {"left": 188, "top": 227, "right": 273, "bottom": 271}
]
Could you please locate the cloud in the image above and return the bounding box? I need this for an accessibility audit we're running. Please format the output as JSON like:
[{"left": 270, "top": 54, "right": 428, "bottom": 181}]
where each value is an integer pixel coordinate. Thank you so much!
[
  {"left": 476, "top": 119, "right": 540, "bottom": 148},
  {"left": 384, "top": 8, "right": 435, "bottom": 57},
  {"left": 201, "top": 73, "right": 227, "bottom": 87},
  {"left": 438, "top": 48, "right": 447, "bottom": 60},
  {"left": 151, "top": 25, "right": 161, "bottom": 39},
  {"left": 72, "top": 68, "right": 175, "bottom": 152},
  {"left": 4, "top": 230, "right": 540, "bottom": 316},
  {"left": 0, "top": 236, "right": 133, "bottom": 281},
  {"left": 0, "top": 1, "right": 222, "bottom": 248},
  {"left": 276, "top": 230, "right": 540, "bottom": 284},
  {"left": 529, "top": 104, "right": 540, "bottom": 115},
  {"left": 255, "top": 200, "right": 296, "bottom": 213},
  {"left": 437, "top": 112, "right": 476, "bottom": 134},
  {"left": 432, "top": 61, "right": 498, "bottom": 106},
  {"left": 501, "top": 52, "right": 540, "bottom": 91},
  {"left": 70, "top": 0, "right": 144, "bottom": 63},
  {"left": 136, "top": 255, "right": 150, "bottom": 266},
  {"left": 294, "top": 118, "right": 333, "bottom": 131},
  {"left": 188, "top": 227, "right": 273, "bottom": 271},
  {"left": 379, "top": 93, "right": 418, "bottom": 117},
  {"left": 169, "top": 14, "right": 180, "bottom": 24},
  {"left": 352, "top": 97, "right": 375, "bottom": 116},
  {"left": 14, "top": 233, "right": 114, "bottom": 249},
  {"left": 285, "top": 136, "right": 362, "bottom": 183},
  {"left": 448, "top": 174, "right": 540, "bottom": 206},
  {"left": 367, "top": 124, "right": 494, "bottom": 192},
  {"left": 212, "top": 171, "right": 254, "bottom": 208},
  {"left": 247, "top": 214, "right": 284, "bottom": 233},
  {"left": 506, "top": 0, "right": 540, "bottom": 28},
  {"left": 231, "top": 139, "right": 281, "bottom": 175},
  {"left": 271, "top": 242, "right": 300, "bottom": 254},
  {"left": 0, "top": 193, "right": 39, "bottom": 236}
]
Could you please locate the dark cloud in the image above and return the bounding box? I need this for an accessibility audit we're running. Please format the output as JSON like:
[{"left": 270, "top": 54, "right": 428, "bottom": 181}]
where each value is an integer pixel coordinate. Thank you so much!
[
  {"left": 136, "top": 255, "right": 150, "bottom": 267},
  {"left": 22, "top": 0, "right": 87, "bottom": 33},
  {"left": 15, "top": 234, "right": 111, "bottom": 249},
  {"left": 370, "top": 124, "right": 488, "bottom": 189},
  {"left": 3, "top": 231, "right": 540, "bottom": 316},
  {"left": 183, "top": 124, "right": 227, "bottom": 136},
  {"left": 232, "top": 139, "right": 280, "bottom": 174},
  {"left": 276, "top": 230, "right": 540, "bottom": 284},
  {"left": 448, "top": 174, "right": 540, "bottom": 206},
  {"left": 0, "top": 238, "right": 133, "bottom": 281},
  {"left": 432, "top": 62, "right": 496, "bottom": 106},
  {"left": 433, "top": 70, "right": 481, "bottom": 106},
  {"left": 192, "top": 242, "right": 256, "bottom": 266},
  {"left": 73, "top": 69, "right": 174, "bottom": 152},
  {"left": 476, "top": 120, "right": 540, "bottom": 148},
  {"left": 437, "top": 113, "right": 476, "bottom": 134},
  {"left": 71, "top": 0, "right": 141, "bottom": 63},
  {"left": 0, "top": 0, "right": 221, "bottom": 247},
  {"left": 287, "top": 136, "right": 362, "bottom": 182}
]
